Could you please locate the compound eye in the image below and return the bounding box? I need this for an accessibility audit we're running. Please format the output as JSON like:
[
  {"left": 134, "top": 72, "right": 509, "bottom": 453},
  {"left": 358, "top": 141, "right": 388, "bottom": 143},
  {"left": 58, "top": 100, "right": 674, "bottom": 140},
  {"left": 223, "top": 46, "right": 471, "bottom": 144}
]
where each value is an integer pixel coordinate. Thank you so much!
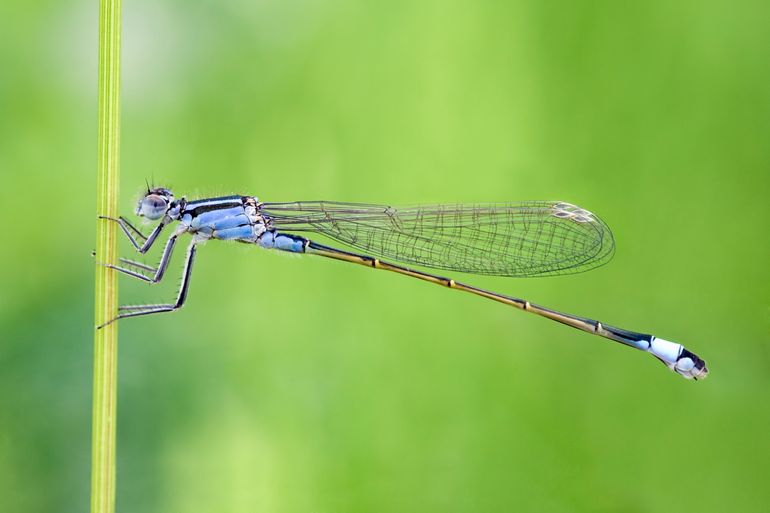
[{"left": 137, "top": 194, "right": 169, "bottom": 220}]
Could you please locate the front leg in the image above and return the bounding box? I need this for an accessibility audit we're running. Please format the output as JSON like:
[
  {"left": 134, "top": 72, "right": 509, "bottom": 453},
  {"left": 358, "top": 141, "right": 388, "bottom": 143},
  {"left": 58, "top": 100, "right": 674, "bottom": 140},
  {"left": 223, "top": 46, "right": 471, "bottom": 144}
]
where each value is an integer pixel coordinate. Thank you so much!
[
  {"left": 97, "top": 241, "right": 198, "bottom": 328},
  {"left": 100, "top": 215, "right": 167, "bottom": 254}
]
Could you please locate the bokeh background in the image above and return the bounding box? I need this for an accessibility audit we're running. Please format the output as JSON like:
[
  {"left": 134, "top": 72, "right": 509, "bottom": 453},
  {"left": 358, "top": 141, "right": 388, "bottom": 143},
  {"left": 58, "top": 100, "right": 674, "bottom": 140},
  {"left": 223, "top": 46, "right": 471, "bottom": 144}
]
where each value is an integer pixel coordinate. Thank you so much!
[{"left": 1, "top": 0, "right": 769, "bottom": 511}]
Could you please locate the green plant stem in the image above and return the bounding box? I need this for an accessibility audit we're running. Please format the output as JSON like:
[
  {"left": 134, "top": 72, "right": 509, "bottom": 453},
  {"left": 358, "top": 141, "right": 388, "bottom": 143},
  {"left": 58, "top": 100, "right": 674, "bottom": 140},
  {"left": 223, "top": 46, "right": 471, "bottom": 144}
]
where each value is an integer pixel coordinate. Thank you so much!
[{"left": 92, "top": 0, "right": 121, "bottom": 512}]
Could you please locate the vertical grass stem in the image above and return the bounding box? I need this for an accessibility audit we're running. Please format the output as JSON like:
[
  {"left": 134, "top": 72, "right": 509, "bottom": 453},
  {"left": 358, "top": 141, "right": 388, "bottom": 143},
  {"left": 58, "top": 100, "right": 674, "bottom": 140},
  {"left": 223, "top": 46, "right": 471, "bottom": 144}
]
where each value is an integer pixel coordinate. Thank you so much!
[{"left": 92, "top": 0, "right": 121, "bottom": 512}]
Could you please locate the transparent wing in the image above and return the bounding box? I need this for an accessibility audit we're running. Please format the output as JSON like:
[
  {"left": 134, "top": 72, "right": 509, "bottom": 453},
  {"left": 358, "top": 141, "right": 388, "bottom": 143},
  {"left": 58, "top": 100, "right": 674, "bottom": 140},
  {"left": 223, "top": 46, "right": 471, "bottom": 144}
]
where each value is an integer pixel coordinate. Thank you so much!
[{"left": 261, "top": 201, "right": 615, "bottom": 277}]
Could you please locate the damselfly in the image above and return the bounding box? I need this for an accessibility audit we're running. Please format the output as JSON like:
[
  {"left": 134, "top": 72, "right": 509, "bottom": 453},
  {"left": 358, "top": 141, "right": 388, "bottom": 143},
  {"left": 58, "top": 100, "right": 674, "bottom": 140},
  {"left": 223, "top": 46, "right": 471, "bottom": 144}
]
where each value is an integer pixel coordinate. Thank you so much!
[{"left": 98, "top": 187, "right": 708, "bottom": 380}]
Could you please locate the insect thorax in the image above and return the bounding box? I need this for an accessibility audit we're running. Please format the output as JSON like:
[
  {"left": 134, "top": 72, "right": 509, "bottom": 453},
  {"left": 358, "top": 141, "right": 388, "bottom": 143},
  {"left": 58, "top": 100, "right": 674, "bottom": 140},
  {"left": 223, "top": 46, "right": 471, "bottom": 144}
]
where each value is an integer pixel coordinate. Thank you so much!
[{"left": 180, "top": 195, "right": 268, "bottom": 242}]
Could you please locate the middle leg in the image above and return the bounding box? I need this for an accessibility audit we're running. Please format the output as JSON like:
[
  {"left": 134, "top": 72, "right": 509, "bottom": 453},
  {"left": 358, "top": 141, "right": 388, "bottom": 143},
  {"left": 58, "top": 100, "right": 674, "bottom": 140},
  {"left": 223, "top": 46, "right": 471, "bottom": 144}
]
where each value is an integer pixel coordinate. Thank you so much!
[{"left": 97, "top": 240, "right": 199, "bottom": 328}]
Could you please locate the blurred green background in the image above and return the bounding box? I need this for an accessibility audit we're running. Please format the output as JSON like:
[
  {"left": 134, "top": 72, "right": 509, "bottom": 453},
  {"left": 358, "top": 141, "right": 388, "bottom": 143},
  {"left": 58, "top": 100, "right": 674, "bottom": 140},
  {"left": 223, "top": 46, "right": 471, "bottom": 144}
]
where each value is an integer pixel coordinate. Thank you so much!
[{"left": 1, "top": 0, "right": 769, "bottom": 511}]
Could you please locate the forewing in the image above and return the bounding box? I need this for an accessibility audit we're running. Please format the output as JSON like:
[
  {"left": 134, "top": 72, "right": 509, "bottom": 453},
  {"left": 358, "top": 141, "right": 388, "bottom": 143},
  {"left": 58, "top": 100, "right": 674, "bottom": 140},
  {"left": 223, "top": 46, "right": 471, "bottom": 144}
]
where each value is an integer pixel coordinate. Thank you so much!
[{"left": 260, "top": 201, "right": 614, "bottom": 277}]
